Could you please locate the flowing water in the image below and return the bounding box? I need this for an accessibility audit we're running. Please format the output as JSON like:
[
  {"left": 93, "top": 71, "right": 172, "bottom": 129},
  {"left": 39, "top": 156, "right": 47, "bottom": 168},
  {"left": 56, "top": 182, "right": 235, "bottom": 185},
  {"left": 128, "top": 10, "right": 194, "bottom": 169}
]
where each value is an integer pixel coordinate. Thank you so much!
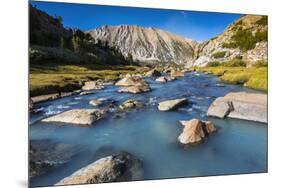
[{"left": 29, "top": 72, "right": 267, "bottom": 187}]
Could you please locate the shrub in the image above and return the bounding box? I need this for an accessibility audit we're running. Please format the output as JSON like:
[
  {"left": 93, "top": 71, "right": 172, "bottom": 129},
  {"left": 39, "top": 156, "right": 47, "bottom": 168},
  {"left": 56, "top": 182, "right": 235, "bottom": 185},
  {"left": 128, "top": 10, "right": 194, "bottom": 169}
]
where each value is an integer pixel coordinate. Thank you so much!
[
  {"left": 231, "top": 29, "right": 257, "bottom": 51},
  {"left": 207, "top": 61, "right": 221, "bottom": 67},
  {"left": 212, "top": 51, "right": 226, "bottom": 59},
  {"left": 223, "top": 59, "right": 246, "bottom": 67},
  {"left": 253, "top": 60, "right": 268, "bottom": 67},
  {"left": 236, "top": 20, "right": 243, "bottom": 25},
  {"left": 256, "top": 16, "right": 268, "bottom": 26},
  {"left": 210, "top": 36, "right": 218, "bottom": 41},
  {"left": 223, "top": 28, "right": 267, "bottom": 51},
  {"left": 255, "top": 30, "right": 268, "bottom": 42},
  {"left": 222, "top": 42, "right": 237, "bottom": 49}
]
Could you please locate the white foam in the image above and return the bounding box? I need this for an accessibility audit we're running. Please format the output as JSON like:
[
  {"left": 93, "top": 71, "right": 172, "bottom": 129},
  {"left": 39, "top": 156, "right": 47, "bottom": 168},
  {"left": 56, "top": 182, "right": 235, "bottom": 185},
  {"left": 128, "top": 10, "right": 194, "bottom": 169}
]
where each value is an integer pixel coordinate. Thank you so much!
[
  {"left": 57, "top": 105, "right": 70, "bottom": 109},
  {"left": 33, "top": 107, "right": 44, "bottom": 113}
]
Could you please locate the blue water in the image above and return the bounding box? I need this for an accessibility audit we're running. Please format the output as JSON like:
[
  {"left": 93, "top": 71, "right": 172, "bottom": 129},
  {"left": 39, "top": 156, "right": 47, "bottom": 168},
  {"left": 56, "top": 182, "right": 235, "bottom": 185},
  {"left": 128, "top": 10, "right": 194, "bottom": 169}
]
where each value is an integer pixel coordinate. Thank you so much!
[{"left": 29, "top": 72, "right": 267, "bottom": 187}]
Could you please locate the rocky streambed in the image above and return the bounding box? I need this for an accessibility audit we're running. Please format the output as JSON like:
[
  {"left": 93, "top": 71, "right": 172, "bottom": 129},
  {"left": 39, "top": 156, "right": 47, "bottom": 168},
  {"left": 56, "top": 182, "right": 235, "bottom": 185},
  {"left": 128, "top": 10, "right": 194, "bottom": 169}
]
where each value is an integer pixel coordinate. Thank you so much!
[{"left": 29, "top": 70, "right": 267, "bottom": 187}]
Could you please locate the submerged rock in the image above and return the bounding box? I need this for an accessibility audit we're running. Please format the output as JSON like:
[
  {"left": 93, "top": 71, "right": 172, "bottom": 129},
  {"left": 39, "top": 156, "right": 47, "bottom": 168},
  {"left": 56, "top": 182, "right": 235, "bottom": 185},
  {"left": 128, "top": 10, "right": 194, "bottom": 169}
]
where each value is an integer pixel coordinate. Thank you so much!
[
  {"left": 89, "top": 98, "right": 116, "bottom": 107},
  {"left": 55, "top": 152, "right": 143, "bottom": 185},
  {"left": 207, "top": 92, "right": 267, "bottom": 123},
  {"left": 89, "top": 99, "right": 103, "bottom": 107},
  {"left": 42, "top": 109, "right": 106, "bottom": 125},
  {"left": 119, "top": 99, "right": 144, "bottom": 110},
  {"left": 29, "top": 139, "right": 81, "bottom": 178},
  {"left": 80, "top": 91, "right": 95, "bottom": 96},
  {"left": 116, "top": 75, "right": 151, "bottom": 94},
  {"left": 145, "top": 69, "right": 161, "bottom": 77},
  {"left": 155, "top": 76, "right": 167, "bottom": 83},
  {"left": 178, "top": 119, "right": 216, "bottom": 144},
  {"left": 158, "top": 98, "right": 188, "bottom": 111},
  {"left": 215, "top": 83, "right": 225, "bottom": 87},
  {"left": 118, "top": 85, "right": 150, "bottom": 94}
]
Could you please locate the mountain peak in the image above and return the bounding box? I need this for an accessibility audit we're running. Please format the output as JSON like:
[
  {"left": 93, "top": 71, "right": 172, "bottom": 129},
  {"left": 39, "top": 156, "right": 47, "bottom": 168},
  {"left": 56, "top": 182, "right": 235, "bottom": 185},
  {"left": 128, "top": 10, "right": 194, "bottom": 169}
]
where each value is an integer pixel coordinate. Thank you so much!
[{"left": 87, "top": 25, "right": 198, "bottom": 65}]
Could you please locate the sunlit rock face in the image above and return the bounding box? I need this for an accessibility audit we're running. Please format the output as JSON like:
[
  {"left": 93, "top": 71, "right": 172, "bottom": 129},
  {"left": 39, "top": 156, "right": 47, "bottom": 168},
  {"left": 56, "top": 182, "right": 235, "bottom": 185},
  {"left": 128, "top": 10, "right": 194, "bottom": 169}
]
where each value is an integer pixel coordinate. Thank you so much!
[
  {"left": 88, "top": 25, "right": 198, "bottom": 66},
  {"left": 194, "top": 15, "right": 268, "bottom": 67}
]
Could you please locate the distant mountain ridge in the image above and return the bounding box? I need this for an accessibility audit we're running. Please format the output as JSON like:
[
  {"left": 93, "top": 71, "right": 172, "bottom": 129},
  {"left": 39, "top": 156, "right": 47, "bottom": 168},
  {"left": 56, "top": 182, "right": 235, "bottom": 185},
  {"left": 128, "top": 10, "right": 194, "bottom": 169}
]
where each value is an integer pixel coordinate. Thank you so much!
[{"left": 87, "top": 25, "right": 199, "bottom": 66}]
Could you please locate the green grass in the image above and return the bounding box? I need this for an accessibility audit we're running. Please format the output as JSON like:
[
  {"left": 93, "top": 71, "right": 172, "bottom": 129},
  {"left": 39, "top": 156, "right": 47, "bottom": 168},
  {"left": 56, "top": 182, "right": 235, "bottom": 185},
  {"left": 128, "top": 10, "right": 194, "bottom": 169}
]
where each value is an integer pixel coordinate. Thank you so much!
[
  {"left": 196, "top": 66, "right": 267, "bottom": 91},
  {"left": 252, "top": 60, "right": 268, "bottom": 68},
  {"left": 30, "top": 63, "right": 141, "bottom": 97},
  {"left": 212, "top": 51, "right": 226, "bottom": 59},
  {"left": 207, "top": 59, "right": 246, "bottom": 68}
]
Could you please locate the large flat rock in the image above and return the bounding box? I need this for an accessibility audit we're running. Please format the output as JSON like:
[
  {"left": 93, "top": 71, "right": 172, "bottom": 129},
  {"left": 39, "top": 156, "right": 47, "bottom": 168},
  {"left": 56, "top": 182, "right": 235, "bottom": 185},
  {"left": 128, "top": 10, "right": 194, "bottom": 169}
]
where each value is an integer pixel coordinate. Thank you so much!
[
  {"left": 31, "top": 93, "right": 60, "bottom": 103},
  {"left": 158, "top": 98, "right": 188, "bottom": 111},
  {"left": 82, "top": 80, "right": 104, "bottom": 91},
  {"left": 42, "top": 109, "right": 106, "bottom": 125},
  {"left": 207, "top": 92, "right": 267, "bottom": 123}
]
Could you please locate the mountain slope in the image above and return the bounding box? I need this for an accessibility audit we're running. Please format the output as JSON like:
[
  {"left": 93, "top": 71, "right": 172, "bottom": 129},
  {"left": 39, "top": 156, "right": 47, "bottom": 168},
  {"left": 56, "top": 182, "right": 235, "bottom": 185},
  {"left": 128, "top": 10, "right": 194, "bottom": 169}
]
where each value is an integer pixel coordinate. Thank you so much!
[
  {"left": 29, "top": 5, "right": 133, "bottom": 66},
  {"left": 87, "top": 25, "right": 198, "bottom": 66},
  {"left": 194, "top": 15, "right": 268, "bottom": 67}
]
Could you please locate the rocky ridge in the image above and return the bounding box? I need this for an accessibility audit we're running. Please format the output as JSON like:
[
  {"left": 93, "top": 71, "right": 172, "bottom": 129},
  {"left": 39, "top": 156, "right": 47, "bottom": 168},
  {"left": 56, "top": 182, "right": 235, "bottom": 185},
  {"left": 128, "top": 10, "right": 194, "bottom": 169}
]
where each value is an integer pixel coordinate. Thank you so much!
[
  {"left": 194, "top": 15, "right": 268, "bottom": 67},
  {"left": 88, "top": 25, "right": 198, "bottom": 66}
]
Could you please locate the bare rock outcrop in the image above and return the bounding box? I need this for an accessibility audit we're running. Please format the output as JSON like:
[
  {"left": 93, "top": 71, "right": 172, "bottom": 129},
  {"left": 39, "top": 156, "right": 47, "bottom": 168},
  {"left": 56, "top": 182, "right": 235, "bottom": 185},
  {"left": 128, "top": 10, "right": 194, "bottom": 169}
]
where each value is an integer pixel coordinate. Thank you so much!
[
  {"left": 88, "top": 25, "right": 198, "bottom": 66},
  {"left": 194, "top": 15, "right": 268, "bottom": 67}
]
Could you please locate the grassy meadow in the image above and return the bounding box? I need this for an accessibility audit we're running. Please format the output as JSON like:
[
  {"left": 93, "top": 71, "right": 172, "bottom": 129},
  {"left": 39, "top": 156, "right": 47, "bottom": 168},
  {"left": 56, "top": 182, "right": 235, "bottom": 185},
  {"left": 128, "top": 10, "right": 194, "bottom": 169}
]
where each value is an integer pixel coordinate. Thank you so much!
[
  {"left": 197, "top": 66, "right": 267, "bottom": 91},
  {"left": 29, "top": 63, "right": 140, "bottom": 97}
]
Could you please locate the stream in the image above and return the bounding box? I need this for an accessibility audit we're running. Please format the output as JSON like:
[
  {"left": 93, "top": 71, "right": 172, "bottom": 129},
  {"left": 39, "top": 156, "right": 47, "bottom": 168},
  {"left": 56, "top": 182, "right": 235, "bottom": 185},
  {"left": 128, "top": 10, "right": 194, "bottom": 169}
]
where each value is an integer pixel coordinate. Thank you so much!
[{"left": 29, "top": 71, "right": 267, "bottom": 187}]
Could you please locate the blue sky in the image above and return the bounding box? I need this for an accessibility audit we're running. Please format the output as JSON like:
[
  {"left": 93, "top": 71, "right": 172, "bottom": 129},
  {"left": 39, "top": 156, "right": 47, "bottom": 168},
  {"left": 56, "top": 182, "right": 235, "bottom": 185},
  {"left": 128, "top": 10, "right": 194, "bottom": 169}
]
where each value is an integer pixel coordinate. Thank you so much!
[{"left": 31, "top": 1, "right": 242, "bottom": 41}]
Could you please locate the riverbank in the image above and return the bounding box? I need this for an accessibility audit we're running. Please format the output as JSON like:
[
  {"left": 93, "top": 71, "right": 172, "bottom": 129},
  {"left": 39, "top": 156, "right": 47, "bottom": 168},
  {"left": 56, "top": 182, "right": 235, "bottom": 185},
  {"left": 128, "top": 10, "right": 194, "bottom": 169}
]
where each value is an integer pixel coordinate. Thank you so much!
[
  {"left": 30, "top": 63, "right": 142, "bottom": 97},
  {"left": 30, "top": 65, "right": 267, "bottom": 105},
  {"left": 195, "top": 66, "right": 267, "bottom": 91}
]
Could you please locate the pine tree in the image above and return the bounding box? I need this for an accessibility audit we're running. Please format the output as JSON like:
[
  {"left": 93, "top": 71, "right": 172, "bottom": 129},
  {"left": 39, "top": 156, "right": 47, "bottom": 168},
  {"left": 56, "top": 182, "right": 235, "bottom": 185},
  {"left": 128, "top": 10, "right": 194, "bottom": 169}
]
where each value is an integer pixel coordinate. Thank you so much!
[{"left": 60, "top": 37, "right": 65, "bottom": 49}]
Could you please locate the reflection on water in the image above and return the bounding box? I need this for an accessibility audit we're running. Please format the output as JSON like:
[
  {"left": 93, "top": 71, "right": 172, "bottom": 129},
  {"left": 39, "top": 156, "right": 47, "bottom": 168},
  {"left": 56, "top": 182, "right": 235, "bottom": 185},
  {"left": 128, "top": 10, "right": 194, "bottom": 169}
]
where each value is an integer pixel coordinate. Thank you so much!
[{"left": 29, "top": 72, "right": 267, "bottom": 187}]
